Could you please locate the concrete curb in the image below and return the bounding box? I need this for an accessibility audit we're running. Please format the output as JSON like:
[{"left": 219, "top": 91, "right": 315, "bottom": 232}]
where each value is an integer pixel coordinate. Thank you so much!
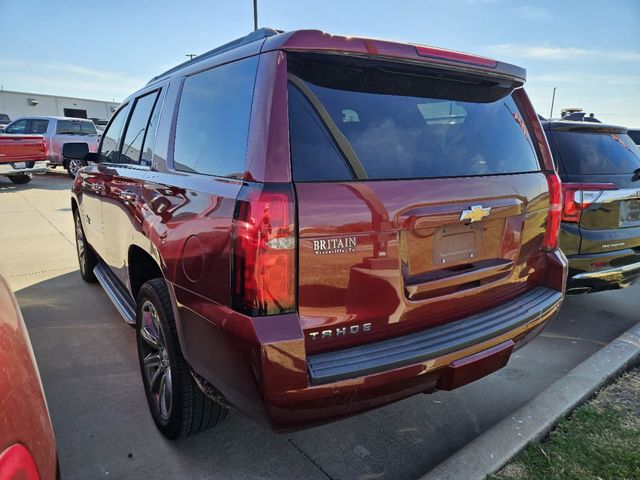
[{"left": 422, "top": 320, "right": 640, "bottom": 480}]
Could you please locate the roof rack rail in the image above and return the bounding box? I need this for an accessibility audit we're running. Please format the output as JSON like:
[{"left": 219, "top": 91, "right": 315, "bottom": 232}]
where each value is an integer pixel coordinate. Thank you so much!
[{"left": 147, "top": 27, "right": 283, "bottom": 84}]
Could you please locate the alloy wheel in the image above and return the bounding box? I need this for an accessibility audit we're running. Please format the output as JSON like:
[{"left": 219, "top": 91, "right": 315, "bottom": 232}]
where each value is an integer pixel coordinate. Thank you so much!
[
  {"left": 139, "top": 300, "right": 173, "bottom": 420},
  {"left": 68, "top": 159, "right": 83, "bottom": 176},
  {"left": 74, "top": 214, "right": 86, "bottom": 273}
]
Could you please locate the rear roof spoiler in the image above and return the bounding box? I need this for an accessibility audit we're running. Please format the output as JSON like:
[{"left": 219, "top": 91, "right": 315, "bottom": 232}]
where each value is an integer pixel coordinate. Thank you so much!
[
  {"left": 544, "top": 120, "right": 628, "bottom": 134},
  {"left": 262, "top": 30, "right": 527, "bottom": 86}
]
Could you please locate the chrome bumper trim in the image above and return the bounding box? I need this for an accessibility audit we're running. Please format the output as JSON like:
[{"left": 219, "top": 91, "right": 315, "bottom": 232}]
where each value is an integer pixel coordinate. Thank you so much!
[
  {"left": 572, "top": 261, "right": 640, "bottom": 281},
  {"left": 0, "top": 161, "right": 48, "bottom": 175}
]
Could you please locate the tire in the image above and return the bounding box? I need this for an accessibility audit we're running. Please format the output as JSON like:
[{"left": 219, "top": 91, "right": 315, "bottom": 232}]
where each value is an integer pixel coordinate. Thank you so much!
[
  {"left": 8, "top": 174, "right": 31, "bottom": 184},
  {"left": 73, "top": 209, "right": 98, "bottom": 282},
  {"left": 66, "top": 158, "right": 86, "bottom": 178},
  {"left": 136, "top": 279, "right": 227, "bottom": 439}
]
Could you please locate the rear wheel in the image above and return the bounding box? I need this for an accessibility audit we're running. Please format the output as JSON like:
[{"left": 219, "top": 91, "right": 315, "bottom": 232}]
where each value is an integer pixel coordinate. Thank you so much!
[
  {"left": 136, "top": 279, "right": 227, "bottom": 439},
  {"left": 66, "top": 158, "right": 86, "bottom": 178},
  {"left": 8, "top": 174, "right": 31, "bottom": 184},
  {"left": 73, "top": 209, "right": 97, "bottom": 282}
]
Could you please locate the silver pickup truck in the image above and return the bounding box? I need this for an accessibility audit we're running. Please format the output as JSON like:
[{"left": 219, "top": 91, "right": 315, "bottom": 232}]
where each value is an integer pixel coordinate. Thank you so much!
[{"left": 2, "top": 116, "right": 101, "bottom": 177}]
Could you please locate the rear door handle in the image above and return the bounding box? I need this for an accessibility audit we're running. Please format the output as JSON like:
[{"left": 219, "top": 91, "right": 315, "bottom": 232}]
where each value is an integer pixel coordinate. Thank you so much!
[{"left": 119, "top": 191, "right": 137, "bottom": 202}]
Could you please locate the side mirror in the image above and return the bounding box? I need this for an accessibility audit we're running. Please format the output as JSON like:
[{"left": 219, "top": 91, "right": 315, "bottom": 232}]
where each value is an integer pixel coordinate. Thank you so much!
[{"left": 63, "top": 142, "right": 98, "bottom": 163}]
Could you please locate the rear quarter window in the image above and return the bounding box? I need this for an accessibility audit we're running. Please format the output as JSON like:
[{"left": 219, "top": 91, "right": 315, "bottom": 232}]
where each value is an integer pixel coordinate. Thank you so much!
[
  {"left": 173, "top": 56, "right": 258, "bottom": 178},
  {"left": 287, "top": 55, "right": 541, "bottom": 181},
  {"left": 552, "top": 131, "right": 640, "bottom": 175}
]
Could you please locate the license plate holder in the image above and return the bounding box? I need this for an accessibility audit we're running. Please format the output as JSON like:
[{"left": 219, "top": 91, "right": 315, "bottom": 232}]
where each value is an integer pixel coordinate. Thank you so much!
[
  {"left": 13, "top": 162, "right": 26, "bottom": 169},
  {"left": 433, "top": 222, "right": 482, "bottom": 265}
]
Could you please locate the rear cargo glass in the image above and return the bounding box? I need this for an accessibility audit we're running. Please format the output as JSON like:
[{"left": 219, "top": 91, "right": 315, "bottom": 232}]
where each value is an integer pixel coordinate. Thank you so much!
[
  {"left": 287, "top": 54, "right": 540, "bottom": 181},
  {"left": 552, "top": 131, "right": 640, "bottom": 175}
]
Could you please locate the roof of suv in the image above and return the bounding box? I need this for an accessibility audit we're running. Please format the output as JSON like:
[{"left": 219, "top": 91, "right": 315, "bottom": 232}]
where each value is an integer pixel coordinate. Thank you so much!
[
  {"left": 542, "top": 120, "right": 628, "bottom": 134},
  {"left": 147, "top": 28, "right": 527, "bottom": 87}
]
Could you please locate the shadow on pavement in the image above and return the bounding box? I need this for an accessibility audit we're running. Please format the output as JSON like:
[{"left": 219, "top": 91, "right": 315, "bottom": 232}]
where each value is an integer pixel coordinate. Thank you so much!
[{"left": 0, "top": 171, "right": 72, "bottom": 192}]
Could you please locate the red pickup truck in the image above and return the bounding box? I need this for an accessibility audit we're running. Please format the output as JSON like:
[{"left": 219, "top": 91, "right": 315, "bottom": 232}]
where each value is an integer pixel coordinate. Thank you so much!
[{"left": 0, "top": 135, "right": 49, "bottom": 184}]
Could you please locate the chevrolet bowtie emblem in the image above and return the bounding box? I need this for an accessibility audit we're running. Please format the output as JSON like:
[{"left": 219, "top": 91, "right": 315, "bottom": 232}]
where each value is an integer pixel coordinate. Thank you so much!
[{"left": 460, "top": 205, "right": 492, "bottom": 223}]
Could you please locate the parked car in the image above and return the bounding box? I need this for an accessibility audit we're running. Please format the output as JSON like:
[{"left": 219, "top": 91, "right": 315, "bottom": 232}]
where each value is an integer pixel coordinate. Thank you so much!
[
  {"left": 0, "top": 134, "right": 48, "bottom": 184},
  {"left": 0, "top": 113, "right": 11, "bottom": 131},
  {"left": 2, "top": 116, "right": 100, "bottom": 177},
  {"left": 627, "top": 128, "right": 640, "bottom": 146},
  {"left": 543, "top": 120, "right": 640, "bottom": 293},
  {"left": 0, "top": 273, "right": 57, "bottom": 479},
  {"left": 67, "top": 28, "right": 567, "bottom": 438}
]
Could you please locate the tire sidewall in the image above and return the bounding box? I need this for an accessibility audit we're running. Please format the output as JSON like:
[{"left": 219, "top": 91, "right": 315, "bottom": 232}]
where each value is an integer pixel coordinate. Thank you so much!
[{"left": 136, "top": 282, "right": 183, "bottom": 438}]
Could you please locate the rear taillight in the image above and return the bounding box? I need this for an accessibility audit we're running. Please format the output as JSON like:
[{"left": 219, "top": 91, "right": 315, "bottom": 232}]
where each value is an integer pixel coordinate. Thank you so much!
[
  {"left": 0, "top": 444, "right": 40, "bottom": 480},
  {"left": 561, "top": 183, "right": 618, "bottom": 223},
  {"left": 42, "top": 138, "right": 49, "bottom": 156},
  {"left": 542, "top": 172, "right": 562, "bottom": 251},
  {"left": 232, "top": 184, "right": 296, "bottom": 316}
]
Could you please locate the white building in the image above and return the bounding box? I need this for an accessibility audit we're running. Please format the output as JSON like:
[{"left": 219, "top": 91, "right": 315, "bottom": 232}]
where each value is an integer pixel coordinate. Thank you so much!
[{"left": 0, "top": 89, "right": 120, "bottom": 122}]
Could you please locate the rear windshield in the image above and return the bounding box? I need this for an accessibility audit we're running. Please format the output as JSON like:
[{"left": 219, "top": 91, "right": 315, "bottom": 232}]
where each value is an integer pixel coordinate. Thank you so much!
[
  {"left": 287, "top": 54, "right": 540, "bottom": 181},
  {"left": 56, "top": 120, "right": 97, "bottom": 135},
  {"left": 552, "top": 131, "right": 640, "bottom": 175}
]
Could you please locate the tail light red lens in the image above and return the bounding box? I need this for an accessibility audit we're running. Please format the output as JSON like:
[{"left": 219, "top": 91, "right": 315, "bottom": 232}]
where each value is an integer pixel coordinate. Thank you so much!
[
  {"left": 561, "top": 183, "right": 618, "bottom": 223},
  {"left": 542, "top": 172, "right": 562, "bottom": 251},
  {"left": 232, "top": 184, "right": 296, "bottom": 316},
  {"left": 42, "top": 138, "right": 49, "bottom": 156},
  {"left": 0, "top": 444, "right": 40, "bottom": 480}
]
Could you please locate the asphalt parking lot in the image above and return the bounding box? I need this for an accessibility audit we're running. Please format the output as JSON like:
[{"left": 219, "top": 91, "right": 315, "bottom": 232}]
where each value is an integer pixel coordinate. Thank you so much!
[{"left": 1, "top": 172, "right": 638, "bottom": 480}]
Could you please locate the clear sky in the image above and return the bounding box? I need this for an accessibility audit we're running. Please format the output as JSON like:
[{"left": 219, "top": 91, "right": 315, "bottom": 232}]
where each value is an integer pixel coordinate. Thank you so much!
[{"left": 1, "top": 0, "right": 639, "bottom": 126}]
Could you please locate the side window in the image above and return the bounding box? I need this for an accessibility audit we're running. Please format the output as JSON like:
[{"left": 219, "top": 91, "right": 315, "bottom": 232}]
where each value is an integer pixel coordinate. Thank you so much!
[
  {"left": 30, "top": 119, "right": 49, "bottom": 134},
  {"left": 120, "top": 91, "right": 160, "bottom": 165},
  {"left": 5, "top": 119, "right": 28, "bottom": 134},
  {"left": 140, "top": 92, "right": 163, "bottom": 167},
  {"left": 98, "top": 105, "right": 128, "bottom": 163},
  {"left": 80, "top": 121, "right": 97, "bottom": 135},
  {"left": 173, "top": 56, "right": 258, "bottom": 177},
  {"left": 56, "top": 120, "right": 83, "bottom": 134}
]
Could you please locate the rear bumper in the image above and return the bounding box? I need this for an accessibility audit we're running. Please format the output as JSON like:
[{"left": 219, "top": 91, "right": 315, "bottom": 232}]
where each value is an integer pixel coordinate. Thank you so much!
[
  {"left": 0, "top": 161, "right": 48, "bottom": 176},
  {"left": 567, "top": 248, "right": 640, "bottom": 293},
  {"left": 307, "top": 287, "right": 562, "bottom": 384},
  {"left": 176, "top": 282, "right": 565, "bottom": 431}
]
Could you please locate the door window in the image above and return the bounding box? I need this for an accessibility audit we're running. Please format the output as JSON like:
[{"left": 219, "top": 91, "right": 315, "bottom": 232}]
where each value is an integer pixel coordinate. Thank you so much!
[
  {"left": 29, "top": 119, "right": 49, "bottom": 134},
  {"left": 4, "top": 119, "right": 28, "bottom": 134},
  {"left": 120, "top": 90, "right": 160, "bottom": 165},
  {"left": 98, "top": 105, "right": 129, "bottom": 163}
]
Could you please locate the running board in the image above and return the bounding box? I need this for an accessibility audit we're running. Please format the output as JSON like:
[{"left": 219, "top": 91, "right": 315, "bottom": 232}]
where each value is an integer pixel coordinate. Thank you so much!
[{"left": 94, "top": 262, "right": 136, "bottom": 325}]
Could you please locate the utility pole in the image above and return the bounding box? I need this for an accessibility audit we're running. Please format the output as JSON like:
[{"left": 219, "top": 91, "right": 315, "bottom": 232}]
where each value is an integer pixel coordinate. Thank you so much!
[
  {"left": 253, "top": 0, "right": 258, "bottom": 31},
  {"left": 185, "top": 53, "right": 197, "bottom": 60},
  {"left": 549, "top": 87, "right": 557, "bottom": 119}
]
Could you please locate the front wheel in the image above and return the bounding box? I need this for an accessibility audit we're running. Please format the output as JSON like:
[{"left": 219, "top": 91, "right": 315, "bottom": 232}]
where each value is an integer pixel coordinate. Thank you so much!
[
  {"left": 136, "top": 279, "right": 227, "bottom": 439},
  {"left": 8, "top": 174, "right": 31, "bottom": 184},
  {"left": 73, "top": 209, "right": 97, "bottom": 282},
  {"left": 66, "top": 158, "right": 86, "bottom": 178}
]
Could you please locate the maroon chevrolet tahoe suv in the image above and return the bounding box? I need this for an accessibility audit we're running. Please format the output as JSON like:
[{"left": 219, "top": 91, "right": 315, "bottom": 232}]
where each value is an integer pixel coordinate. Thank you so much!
[{"left": 68, "top": 28, "right": 567, "bottom": 438}]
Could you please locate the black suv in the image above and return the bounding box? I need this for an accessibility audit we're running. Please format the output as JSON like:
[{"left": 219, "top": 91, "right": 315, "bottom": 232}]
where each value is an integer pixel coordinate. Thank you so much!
[{"left": 544, "top": 120, "right": 640, "bottom": 293}]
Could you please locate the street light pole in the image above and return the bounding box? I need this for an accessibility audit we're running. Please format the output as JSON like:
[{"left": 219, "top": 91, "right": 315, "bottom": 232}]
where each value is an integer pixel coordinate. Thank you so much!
[
  {"left": 253, "top": 0, "right": 258, "bottom": 31},
  {"left": 549, "top": 87, "right": 557, "bottom": 119}
]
